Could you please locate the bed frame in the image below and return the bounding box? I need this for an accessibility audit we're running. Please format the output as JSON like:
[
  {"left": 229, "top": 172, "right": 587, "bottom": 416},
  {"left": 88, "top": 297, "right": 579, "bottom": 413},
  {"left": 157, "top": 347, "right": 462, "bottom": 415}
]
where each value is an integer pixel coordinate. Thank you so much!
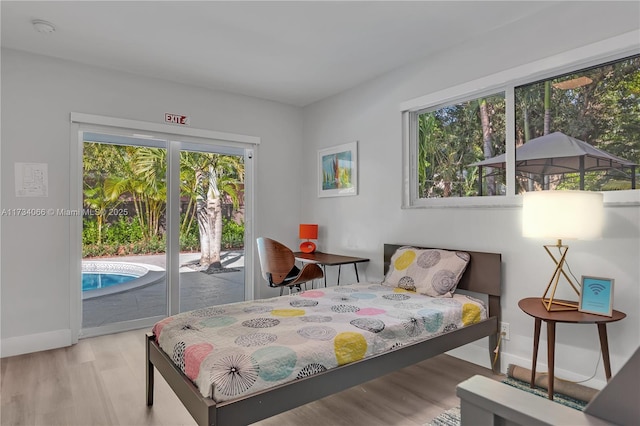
[{"left": 146, "top": 244, "right": 501, "bottom": 426}]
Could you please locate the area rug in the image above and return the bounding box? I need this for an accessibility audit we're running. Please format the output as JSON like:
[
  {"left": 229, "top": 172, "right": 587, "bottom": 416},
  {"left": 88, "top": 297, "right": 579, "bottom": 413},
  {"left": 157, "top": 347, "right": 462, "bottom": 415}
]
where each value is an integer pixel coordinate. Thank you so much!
[
  {"left": 428, "top": 406, "right": 460, "bottom": 426},
  {"left": 426, "top": 378, "right": 588, "bottom": 426},
  {"left": 501, "top": 376, "right": 588, "bottom": 411}
]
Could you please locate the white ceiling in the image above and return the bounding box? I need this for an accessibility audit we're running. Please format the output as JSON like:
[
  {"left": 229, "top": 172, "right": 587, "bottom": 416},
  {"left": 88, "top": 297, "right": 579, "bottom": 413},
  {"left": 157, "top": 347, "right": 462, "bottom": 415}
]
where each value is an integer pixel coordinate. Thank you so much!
[{"left": 2, "top": 1, "right": 639, "bottom": 106}]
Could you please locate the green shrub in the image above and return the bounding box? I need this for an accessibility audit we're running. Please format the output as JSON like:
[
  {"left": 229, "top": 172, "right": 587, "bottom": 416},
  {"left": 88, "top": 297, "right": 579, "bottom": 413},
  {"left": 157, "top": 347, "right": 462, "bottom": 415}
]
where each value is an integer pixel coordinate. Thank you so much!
[
  {"left": 82, "top": 218, "right": 99, "bottom": 245},
  {"left": 222, "top": 219, "right": 244, "bottom": 249},
  {"left": 103, "top": 216, "right": 144, "bottom": 245},
  {"left": 180, "top": 214, "right": 200, "bottom": 252},
  {"left": 82, "top": 216, "right": 244, "bottom": 256},
  {"left": 180, "top": 231, "right": 200, "bottom": 252}
]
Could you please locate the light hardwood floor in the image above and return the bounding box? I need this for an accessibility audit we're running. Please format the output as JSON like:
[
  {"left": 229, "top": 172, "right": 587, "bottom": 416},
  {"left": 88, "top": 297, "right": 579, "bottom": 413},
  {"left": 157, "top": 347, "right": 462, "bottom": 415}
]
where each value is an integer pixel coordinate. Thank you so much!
[{"left": 1, "top": 329, "right": 503, "bottom": 426}]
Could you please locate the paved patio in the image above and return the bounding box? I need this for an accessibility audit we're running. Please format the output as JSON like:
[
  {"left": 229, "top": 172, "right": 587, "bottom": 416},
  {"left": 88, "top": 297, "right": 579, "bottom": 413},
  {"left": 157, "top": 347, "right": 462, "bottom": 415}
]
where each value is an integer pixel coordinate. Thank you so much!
[{"left": 82, "top": 251, "right": 245, "bottom": 328}]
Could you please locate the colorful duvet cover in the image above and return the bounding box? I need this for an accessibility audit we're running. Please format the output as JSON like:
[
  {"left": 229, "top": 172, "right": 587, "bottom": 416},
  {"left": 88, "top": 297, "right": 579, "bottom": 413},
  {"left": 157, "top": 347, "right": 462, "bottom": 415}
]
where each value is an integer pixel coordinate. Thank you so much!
[{"left": 152, "top": 282, "right": 486, "bottom": 402}]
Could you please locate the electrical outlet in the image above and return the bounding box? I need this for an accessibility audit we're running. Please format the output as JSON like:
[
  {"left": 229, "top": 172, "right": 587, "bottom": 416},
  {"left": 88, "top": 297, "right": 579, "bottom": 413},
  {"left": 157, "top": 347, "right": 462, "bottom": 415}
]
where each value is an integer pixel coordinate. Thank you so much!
[{"left": 500, "top": 322, "right": 510, "bottom": 340}]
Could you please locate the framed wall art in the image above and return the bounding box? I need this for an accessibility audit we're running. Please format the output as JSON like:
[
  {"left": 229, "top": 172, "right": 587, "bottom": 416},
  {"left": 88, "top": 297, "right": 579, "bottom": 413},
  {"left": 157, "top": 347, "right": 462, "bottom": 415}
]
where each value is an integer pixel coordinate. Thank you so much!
[
  {"left": 318, "top": 141, "right": 358, "bottom": 197},
  {"left": 579, "top": 275, "right": 614, "bottom": 317}
]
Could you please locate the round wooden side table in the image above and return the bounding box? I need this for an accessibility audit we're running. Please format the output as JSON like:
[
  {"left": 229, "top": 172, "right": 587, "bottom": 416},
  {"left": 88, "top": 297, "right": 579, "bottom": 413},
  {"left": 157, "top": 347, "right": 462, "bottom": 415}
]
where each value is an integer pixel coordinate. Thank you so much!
[{"left": 518, "top": 297, "right": 626, "bottom": 400}]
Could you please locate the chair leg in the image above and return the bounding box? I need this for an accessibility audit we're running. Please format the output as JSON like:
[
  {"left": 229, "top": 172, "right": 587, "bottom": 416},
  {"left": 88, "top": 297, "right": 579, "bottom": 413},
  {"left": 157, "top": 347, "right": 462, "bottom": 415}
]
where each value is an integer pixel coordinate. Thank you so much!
[{"left": 279, "top": 284, "right": 307, "bottom": 296}]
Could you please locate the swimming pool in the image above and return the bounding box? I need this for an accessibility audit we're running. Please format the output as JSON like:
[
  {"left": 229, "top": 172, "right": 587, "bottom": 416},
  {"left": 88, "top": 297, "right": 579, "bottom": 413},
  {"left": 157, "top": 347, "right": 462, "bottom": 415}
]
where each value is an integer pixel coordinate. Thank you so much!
[
  {"left": 82, "top": 272, "right": 138, "bottom": 291},
  {"left": 82, "top": 261, "right": 164, "bottom": 299}
]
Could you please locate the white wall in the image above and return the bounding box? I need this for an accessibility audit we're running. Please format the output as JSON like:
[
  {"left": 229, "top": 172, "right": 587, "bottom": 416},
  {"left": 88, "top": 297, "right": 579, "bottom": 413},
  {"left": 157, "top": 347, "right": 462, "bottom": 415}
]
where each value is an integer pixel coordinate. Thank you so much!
[
  {"left": 1, "top": 49, "right": 303, "bottom": 356},
  {"left": 301, "top": 24, "right": 640, "bottom": 388}
]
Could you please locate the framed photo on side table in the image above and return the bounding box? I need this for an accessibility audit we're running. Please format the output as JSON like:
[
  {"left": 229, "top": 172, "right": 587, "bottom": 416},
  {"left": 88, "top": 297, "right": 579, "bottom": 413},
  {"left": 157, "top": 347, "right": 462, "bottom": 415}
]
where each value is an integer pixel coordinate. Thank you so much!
[
  {"left": 579, "top": 276, "right": 614, "bottom": 317},
  {"left": 318, "top": 141, "right": 358, "bottom": 197}
]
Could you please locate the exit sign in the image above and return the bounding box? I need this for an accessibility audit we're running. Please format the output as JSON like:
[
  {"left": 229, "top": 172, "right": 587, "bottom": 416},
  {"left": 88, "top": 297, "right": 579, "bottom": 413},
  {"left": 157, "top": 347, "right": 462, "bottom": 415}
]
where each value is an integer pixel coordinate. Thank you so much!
[{"left": 165, "top": 113, "right": 190, "bottom": 126}]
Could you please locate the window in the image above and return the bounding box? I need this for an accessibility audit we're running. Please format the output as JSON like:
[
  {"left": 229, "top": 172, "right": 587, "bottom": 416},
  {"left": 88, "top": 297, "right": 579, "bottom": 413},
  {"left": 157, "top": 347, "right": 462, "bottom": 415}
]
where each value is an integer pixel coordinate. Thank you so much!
[
  {"left": 415, "top": 92, "right": 506, "bottom": 198},
  {"left": 402, "top": 37, "right": 639, "bottom": 208},
  {"left": 513, "top": 56, "right": 639, "bottom": 192}
]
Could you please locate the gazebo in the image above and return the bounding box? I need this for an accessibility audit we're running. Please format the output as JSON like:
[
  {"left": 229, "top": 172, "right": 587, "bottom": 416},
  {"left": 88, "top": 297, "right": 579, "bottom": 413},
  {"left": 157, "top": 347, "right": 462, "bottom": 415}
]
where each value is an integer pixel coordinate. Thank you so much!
[{"left": 471, "top": 132, "right": 637, "bottom": 194}]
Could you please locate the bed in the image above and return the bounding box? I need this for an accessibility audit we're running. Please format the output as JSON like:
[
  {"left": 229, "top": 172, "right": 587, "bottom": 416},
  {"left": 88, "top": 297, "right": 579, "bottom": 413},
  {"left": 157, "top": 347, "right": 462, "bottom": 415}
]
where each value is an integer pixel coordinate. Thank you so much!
[{"left": 146, "top": 243, "right": 502, "bottom": 425}]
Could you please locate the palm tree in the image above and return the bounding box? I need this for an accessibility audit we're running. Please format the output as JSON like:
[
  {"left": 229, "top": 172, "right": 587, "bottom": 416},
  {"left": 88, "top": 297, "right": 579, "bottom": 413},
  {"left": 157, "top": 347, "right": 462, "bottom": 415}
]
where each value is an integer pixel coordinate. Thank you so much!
[
  {"left": 83, "top": 144, "right": 244, "bottom": 265},
  {"left": 83, "top": 181, "right": 117, "bottom": 245},
  {"left": 179, "top": 152, "right": 199, "bottom": 237},
  {"left": 132, "top": 147, "right": 167, "bottom": 238},
  {"left": 83, "top": 142, "right": 127, "bottom": 244},
  {"left": 104, "top": 146, "right": 167, "bottom": 241},
  {"left": 191, "top": 153, "right": 244, "bottom": 269}
]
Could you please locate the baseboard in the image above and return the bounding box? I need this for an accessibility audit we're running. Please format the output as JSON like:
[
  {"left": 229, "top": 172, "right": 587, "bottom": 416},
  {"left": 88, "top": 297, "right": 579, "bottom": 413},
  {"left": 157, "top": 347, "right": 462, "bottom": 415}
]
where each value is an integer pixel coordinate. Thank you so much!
[
  {"left": 447, "top": 341, "right": 607, "bottom": 390},
  {"left": 1, "top": 329, "right": 72, "bottom": 358},
  {"left": 500, "top": 351, "right": 607, "bottom": 390}
]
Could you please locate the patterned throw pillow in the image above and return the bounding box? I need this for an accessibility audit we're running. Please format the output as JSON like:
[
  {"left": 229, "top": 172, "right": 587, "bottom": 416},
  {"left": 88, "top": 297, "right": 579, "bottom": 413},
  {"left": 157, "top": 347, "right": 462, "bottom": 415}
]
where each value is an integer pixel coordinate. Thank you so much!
[{"left": 383, "top": 247, "right": 471, "bottom": 297}]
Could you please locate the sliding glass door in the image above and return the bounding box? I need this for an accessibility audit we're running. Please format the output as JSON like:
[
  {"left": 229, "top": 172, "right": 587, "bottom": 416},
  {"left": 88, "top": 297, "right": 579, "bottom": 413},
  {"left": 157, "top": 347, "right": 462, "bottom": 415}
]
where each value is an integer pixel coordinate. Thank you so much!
[
  {"left": 176, "top": 141, "right": 246, "bottom": 313},
  {"left": 82, "top": 133, "right": 168, "bottom": 333},
  {"left": 79, "top": 129, "right": 250, "bottom": 337}
]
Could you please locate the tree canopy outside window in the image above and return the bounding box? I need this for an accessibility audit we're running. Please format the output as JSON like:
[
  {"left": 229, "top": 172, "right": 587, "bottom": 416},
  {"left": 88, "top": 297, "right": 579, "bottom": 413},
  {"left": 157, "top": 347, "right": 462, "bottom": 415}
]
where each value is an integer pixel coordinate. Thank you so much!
[{"left": 415, "top": 54, "right": 639, "bottom": 199}]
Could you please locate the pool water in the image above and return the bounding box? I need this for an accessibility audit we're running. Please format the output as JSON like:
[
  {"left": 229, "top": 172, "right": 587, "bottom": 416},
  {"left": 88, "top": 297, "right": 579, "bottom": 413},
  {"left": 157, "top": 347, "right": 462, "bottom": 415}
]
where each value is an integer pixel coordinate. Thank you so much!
[{"left": 82, "top": 273, "right": 137, "bottom": 291}]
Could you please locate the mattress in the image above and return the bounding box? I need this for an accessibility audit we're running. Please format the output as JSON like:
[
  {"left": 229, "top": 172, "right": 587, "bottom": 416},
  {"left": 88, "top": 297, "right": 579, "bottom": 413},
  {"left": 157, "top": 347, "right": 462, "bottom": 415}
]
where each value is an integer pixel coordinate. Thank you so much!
[{"left": 152, "top": 282, "right": 487, "bottom": 402}]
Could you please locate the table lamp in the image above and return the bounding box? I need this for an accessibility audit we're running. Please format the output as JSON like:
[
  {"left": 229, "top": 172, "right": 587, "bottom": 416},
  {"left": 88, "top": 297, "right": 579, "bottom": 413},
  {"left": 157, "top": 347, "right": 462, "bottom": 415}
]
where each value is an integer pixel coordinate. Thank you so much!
[
  {"left": 522, "top": 190, "right": 604, "bottom": 311},
  {"left": 299, "top": 224, "right": 318, "bottom": 253}
]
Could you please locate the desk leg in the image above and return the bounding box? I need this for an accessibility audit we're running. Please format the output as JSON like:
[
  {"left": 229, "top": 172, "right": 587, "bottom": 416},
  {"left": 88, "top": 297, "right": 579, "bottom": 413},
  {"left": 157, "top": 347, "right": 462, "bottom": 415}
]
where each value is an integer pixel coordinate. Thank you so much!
[
  {"left": 354, "top": 264, "right": 360, "bottom": 282},
  {"left": 597, "top": 324, "right": 612, "bottom": 381},
  {"left": 322, "top": 265, "right": 327, "bottom": 288},
  {"left": 337, "top": 265, "right": 342, "bottom": 285},
  {"left": 547, "top": 321, "right": 556, "bottom": 400},
  {"left": 531, "top": 318, "right": 541, "bottom": 389}
]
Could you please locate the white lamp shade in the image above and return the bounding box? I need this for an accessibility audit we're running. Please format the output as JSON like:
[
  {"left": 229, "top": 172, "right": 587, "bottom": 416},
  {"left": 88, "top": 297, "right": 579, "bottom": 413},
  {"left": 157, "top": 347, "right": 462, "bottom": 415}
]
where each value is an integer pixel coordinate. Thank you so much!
[{"left": 522, "top": 190, "right": 603, "bottom": 240}]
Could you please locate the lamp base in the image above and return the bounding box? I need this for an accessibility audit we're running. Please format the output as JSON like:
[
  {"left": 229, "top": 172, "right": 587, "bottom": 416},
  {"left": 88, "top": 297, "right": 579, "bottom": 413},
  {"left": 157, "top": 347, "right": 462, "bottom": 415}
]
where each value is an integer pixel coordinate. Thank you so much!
[
  {"left": 300, "top": 241, "right": 316, "bottom": 253},
  {"left": 540, "top": 241, "right": 581, "bottom": 312},
  {"left": 541, "top": 298, "right": 579, "bottom": 311}
]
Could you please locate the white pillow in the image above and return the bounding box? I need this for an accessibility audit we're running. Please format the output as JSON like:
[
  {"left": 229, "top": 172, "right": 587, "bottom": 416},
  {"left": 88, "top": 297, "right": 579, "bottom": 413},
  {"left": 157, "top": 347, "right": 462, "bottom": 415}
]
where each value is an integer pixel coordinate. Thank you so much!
[{"left": 384, "top": 247, "right": 470, "bottom": 297}]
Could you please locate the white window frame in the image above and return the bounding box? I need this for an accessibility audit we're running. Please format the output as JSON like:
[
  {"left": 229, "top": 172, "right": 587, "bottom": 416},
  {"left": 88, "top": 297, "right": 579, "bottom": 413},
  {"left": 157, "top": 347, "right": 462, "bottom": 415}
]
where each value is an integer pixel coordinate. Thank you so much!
[{"left": 401, "top": 30, "right": 640, "bottom": 209}]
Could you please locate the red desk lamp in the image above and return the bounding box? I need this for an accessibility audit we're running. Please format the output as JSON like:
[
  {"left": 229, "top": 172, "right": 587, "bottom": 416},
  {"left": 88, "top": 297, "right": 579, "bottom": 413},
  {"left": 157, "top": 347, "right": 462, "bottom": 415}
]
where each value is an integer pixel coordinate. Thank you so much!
[{"left": 299, "top": 224, "right": 318, "bottom": 253}]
